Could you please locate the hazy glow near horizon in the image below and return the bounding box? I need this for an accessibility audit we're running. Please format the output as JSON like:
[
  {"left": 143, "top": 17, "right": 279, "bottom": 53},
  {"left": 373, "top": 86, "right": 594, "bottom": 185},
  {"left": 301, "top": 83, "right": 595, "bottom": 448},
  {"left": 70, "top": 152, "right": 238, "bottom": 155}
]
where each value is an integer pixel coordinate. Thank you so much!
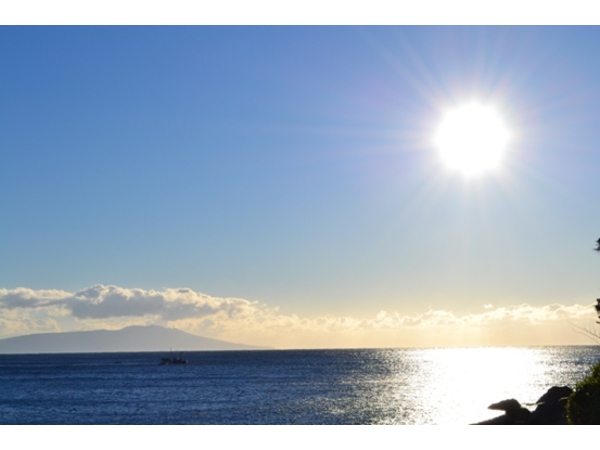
[{"left": 435, "top": 102, "right": 510, "bottom": 176}]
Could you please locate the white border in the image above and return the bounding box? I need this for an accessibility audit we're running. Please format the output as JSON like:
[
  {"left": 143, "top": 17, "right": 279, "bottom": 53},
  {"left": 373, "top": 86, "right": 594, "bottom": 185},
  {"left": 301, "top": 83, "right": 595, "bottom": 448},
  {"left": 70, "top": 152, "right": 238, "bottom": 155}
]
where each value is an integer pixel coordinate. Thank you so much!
[{"left": 1, "top": 0, "right": 599, "bottom": 25}]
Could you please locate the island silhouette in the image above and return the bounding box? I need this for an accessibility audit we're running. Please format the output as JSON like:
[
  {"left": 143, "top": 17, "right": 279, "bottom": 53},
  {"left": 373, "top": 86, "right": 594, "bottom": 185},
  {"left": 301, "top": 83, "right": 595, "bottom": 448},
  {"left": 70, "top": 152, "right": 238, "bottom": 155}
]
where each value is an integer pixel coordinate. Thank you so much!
[{"left": 0, "top": 325, "right": 270, "bottom": 353}]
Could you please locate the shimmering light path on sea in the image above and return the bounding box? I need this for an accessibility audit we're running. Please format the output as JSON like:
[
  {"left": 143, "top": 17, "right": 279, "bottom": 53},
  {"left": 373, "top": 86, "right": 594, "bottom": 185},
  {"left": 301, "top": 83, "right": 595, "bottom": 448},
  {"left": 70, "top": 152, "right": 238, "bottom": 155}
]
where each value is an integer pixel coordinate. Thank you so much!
[{"left": 0, "top": 347, "right": 597, "bottom": 424}]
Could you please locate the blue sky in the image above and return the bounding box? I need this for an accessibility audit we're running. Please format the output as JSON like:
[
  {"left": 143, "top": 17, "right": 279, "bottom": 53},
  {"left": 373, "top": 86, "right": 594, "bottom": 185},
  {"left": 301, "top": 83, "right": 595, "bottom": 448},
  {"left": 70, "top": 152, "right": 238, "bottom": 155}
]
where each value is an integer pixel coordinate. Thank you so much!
[{"left": 2, "top": 26, "right": 600, "bottom": 347}]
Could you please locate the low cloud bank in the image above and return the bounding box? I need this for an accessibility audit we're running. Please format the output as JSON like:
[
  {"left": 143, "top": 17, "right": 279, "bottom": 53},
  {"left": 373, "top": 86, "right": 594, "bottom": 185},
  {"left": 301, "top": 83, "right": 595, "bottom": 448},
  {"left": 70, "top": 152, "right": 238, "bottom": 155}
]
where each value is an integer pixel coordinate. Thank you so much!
[{"left": 0, "top": 285, "right": 597, "bottom": 348}]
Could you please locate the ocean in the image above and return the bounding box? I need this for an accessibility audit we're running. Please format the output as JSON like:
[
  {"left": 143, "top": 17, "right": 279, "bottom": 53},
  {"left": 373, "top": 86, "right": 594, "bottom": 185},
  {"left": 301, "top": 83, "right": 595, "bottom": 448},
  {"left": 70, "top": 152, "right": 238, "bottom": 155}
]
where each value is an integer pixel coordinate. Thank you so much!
[{"left": 1, "top": 346, "right": 598, "bottom": 425}]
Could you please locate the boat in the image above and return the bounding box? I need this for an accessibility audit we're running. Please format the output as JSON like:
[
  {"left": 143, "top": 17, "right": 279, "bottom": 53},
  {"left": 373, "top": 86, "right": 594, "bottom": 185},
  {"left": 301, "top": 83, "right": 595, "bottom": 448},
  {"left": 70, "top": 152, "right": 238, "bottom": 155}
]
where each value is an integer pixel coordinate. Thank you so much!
[
  {"left": 158, "top": 350, "right": 188, "bottom": 365},
  {"left": 171, "top": 353, "right": 188, "bottom": 364}
]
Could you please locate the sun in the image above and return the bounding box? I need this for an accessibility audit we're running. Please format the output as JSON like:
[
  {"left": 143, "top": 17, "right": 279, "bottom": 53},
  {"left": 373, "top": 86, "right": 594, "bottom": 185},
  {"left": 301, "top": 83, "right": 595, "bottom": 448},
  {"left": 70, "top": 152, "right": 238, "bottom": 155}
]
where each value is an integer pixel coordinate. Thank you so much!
[{"left": 435, "top": 102, "right": 510, "bottom": 176}]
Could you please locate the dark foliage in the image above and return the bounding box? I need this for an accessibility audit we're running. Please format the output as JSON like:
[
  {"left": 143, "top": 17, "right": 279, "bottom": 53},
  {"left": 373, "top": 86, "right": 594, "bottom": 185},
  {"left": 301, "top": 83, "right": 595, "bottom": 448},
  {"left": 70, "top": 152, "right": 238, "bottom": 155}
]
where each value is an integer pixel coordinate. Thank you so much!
[
  {"left": 567, "top": 239, "right": 600, "bottom": 423},
  {"left": 566, "top": 360, "right": 600, "bottom": 424}
]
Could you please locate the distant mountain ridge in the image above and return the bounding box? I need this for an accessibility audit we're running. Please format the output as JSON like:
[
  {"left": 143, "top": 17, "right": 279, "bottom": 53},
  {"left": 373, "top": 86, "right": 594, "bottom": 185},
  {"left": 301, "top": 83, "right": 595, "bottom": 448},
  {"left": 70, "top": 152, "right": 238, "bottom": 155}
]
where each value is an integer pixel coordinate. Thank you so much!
[{"left": 0, "top": 325, "right": 270, "bottom": 354}]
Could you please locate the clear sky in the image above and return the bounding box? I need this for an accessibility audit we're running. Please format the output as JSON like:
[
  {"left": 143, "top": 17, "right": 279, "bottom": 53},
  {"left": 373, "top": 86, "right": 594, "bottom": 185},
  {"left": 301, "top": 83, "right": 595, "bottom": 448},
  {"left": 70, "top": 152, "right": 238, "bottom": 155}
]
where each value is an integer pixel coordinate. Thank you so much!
[{"left": 2, "top": 25, "right": 600, "bottom": 348}]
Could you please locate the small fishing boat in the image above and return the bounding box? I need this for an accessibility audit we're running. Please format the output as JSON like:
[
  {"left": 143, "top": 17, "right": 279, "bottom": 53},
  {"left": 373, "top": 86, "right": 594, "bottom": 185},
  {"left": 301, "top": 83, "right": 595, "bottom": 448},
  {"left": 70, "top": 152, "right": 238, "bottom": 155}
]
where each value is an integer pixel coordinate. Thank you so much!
[
  {"left": 171, "top": 353, "right": 187, "bottom": 364},
  {"left": 158, "top": 350, "right": 188, "bottom": 365}
]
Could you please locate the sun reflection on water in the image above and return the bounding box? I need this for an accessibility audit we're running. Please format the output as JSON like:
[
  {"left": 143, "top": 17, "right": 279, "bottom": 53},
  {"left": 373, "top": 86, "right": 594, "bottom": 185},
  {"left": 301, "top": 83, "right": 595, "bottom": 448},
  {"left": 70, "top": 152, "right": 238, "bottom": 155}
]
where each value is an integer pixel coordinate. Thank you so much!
[{"left": 367, "top": 347, "right": 597, "bottom": 425}]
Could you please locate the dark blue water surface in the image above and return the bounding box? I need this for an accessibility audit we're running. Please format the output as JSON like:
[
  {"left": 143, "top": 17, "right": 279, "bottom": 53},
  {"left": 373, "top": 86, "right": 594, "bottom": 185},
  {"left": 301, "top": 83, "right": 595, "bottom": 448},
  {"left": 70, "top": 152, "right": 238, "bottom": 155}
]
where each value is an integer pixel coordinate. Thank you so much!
[{"left": 1, "top": 347, "right": 599, "bottom": 425}]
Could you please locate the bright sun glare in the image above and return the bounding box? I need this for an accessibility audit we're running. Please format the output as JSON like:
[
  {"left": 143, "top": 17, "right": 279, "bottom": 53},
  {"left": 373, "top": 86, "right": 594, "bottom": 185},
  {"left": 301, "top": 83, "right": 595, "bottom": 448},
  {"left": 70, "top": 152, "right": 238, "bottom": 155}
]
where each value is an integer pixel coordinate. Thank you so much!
[{"left": 435, "top": 102, "right": 510, "bottom": 176}]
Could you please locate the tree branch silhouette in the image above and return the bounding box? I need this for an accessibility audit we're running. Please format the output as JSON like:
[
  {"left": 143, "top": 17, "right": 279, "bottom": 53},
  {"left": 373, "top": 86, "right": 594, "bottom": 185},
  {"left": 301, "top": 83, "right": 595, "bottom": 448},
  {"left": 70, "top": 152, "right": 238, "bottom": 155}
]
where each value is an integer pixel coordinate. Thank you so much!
[
  {"left": 572, "top": 238, "right": 600, "bottom": 342},
  {"left": 596, "top": 238, "right": 600, "bottom": 324}
]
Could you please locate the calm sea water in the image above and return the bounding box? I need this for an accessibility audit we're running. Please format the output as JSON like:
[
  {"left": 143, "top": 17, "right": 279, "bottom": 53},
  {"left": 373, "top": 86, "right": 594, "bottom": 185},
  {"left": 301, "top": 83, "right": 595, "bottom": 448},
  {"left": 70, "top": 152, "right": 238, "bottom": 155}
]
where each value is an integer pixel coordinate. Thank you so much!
[{"left": 1, "top": 346, "right": 598, "bottom": 425}]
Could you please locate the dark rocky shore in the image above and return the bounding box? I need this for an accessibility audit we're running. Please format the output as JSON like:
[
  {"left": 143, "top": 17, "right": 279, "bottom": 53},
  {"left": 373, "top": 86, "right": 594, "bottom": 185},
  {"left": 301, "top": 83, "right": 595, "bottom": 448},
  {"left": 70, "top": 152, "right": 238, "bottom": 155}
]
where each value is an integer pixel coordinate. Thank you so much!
[{"left": 473, "top": 386, "right": 573, "bottom": 425}]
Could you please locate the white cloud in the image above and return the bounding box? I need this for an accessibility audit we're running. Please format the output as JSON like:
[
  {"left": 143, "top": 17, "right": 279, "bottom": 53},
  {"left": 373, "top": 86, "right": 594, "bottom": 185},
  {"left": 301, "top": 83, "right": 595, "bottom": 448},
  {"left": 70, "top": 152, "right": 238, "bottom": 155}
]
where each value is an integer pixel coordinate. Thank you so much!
[
  {"left": 0, "top": 284, "right": 253, "bottom": 320},
  {"left": 0, "top": 285, "right": 598, "bottom": 348}
]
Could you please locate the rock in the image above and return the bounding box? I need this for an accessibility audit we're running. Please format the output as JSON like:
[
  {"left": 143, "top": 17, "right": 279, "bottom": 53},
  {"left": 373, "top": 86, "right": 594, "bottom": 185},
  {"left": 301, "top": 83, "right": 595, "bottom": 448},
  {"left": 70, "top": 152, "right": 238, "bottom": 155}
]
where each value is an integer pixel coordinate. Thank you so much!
[
  {"left": 473, "top": 399, "right": 531, "bottom": 425},
  {"left": 473, "top": 408, "right": 531, "bottom": 425},
  {"left": 528, "top": 386, "right": 573, "bottom": 424},
  {"left": 535, "top": 386, "right": 573, "bottom": 405},
  {"left": 488, "top": 398, "right": 522, "bottom": 412},
  {"left": 529, "top": 401, "right": 567, "bottom": 425},
  {"left": 473, "top": 387, "right": 573, "bottom": 425},
  {"left": 474, "top": 415, "right": 517, "bottom": 425}
]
